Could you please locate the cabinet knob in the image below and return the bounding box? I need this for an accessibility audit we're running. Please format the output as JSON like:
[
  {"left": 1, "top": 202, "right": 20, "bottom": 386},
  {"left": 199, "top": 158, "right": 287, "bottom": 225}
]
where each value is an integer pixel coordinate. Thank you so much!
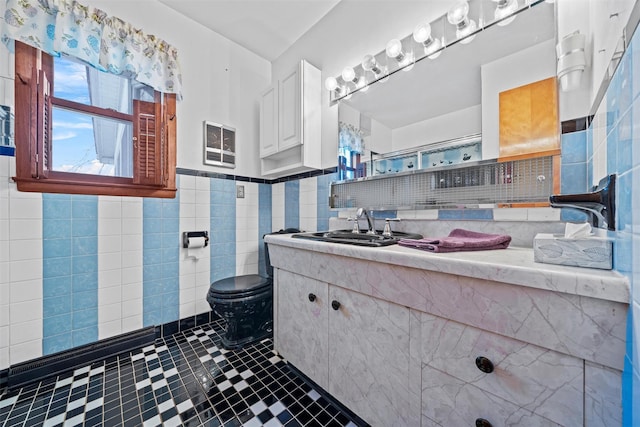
[
  {"left": 475, "top": 356, "right": 494, "bottom": 374},
  {"left": 331, "top": 300, "right": 341, "bottom": 311},
  {"left": 475, "top": 418, "right": 493, "bottom": 427},
  {"left": 308, "top": 293, "right": 316, "bottom": 302}
]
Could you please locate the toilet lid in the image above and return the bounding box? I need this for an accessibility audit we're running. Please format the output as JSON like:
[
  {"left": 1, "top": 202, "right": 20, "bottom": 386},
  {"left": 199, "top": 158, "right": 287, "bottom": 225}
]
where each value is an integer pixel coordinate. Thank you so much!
[{"left": 209, "top": 274, "right": 271, "bottom": 296}]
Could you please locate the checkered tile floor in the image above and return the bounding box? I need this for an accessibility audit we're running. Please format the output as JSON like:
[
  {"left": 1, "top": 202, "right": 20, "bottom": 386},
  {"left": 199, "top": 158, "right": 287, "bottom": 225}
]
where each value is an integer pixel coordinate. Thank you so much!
[{"left": 0, "top": 320, "right": 367, "bottom": 426}]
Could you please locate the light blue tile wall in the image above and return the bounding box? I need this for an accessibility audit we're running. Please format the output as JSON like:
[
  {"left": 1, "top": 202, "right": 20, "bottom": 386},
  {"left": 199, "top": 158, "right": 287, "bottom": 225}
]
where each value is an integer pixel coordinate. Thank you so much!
[
  {"left": 42, "top": 194, "right": 98, "bottom": 354},
  {"left": 258, "top": 183, "right": 272, "bottom": 277},
  {"left": 284, "top": 180, "right": 300, "bottom": 229},
  {"left": 601, "top": 21, "right": 640, "bottom": 425},
  {"left": 142, "top": 186, "right": 180, "bottom": 327},
  {"left": 438, "top": 208, "right": 493, "bottom": 220},
  {"left": 210, "top": 178, "right": 236, "bottom": 282},
  {"left": 560, "top": 131, "right": 589, "bottom": 222}
]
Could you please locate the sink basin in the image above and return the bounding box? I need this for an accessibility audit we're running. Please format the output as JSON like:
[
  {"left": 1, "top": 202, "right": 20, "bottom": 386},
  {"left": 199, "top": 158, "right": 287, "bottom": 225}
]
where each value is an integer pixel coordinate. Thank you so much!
[{"left": 291, "top": 229, "right": 423, "bottom": 247}]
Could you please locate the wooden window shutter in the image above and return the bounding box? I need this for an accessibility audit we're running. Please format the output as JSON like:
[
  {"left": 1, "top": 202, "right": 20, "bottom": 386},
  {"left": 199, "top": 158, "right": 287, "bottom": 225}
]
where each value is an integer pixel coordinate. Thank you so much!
[
  {"left": 35, "top": 68, "right": 52, "bottom": 179},
  {"left": 133, "top": 99, "right": 163, "bottom": 186}
]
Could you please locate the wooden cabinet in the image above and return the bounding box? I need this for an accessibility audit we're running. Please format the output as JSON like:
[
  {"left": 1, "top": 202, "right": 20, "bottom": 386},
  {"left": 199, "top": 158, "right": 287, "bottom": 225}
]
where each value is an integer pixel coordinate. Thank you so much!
[
  {"left": 498, "top": 77, "right": 560, "bottom": 161},
  {"left": 275, "top": 270, "right": 412, "bottom": 427},
  {"left": 259, "top": 60, "right": 322, "bottom": 178}
]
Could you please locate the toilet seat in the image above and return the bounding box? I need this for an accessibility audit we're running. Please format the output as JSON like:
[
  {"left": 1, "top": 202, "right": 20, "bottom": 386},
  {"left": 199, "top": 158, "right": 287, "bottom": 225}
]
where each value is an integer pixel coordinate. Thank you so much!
[{"left": 208, "top": 274, "right": 271, "bottom": 299}]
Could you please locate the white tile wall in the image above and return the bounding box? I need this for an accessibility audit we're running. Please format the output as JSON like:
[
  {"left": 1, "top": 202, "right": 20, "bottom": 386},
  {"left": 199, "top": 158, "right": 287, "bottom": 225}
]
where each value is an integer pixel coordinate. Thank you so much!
[
  {"left": 98, "top": 197, "right": 123, "bottom": 340},
  {"left": 272, "top": 183, "right": 285, "bottom": 231},
  {"left": 179, "top": 175, "right": 211, "bottom": 319},
  {"left": 98, "top": 196, "right": 143, "bottom": 339},
  {"left": 299, "top": 177, "right": 317, "bottom": 232},
  {"left": 120, "top": 198, "right": 143, "bottom": 334},
  {"left": 5, "top": 156, "right": 43, "bottom": 366}
]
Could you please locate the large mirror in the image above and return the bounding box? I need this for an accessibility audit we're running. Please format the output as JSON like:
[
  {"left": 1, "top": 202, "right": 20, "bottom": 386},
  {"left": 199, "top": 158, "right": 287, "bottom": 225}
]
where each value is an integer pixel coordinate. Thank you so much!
[{"left": 336, "top": 1, "right": 556, "bottom": 180}]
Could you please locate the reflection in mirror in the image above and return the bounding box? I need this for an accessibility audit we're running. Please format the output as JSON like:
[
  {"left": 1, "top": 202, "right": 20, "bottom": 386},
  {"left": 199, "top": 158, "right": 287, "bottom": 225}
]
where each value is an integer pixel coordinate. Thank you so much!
[{"left": 336, "top": 0, "right": 556, "bottom": 174}]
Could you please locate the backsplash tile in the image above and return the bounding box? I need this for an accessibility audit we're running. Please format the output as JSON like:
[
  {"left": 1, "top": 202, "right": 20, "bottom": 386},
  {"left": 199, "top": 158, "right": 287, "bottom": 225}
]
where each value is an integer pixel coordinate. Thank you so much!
[{"left": 285, "top": 180, "right": 300, "bottom": 229}]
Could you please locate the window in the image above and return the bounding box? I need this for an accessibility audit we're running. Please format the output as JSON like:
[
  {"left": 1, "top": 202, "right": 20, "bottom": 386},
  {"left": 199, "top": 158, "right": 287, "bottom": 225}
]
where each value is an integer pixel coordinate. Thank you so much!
[{"left": 13, "top": 42, "right": 177, "bottom": 198}]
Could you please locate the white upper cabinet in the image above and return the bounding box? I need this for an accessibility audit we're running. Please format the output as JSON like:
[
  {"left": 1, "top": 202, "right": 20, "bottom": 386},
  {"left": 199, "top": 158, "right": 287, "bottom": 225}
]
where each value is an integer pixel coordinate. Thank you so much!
[
  {"left": 260, "top": 60, "right": 322, "bottom": 178},
  {"left": 278, "top": 66, "right": 302, "bottom": 152},
  {"left": 259, "top": 84, "right": 279, "bottom": 157}
]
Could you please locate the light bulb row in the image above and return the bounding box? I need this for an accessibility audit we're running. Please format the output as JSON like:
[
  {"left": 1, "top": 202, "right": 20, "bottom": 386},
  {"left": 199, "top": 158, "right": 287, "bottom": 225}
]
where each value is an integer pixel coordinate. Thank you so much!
[{"left": 325, "top": 0, "right": 526, "bottom": 102}]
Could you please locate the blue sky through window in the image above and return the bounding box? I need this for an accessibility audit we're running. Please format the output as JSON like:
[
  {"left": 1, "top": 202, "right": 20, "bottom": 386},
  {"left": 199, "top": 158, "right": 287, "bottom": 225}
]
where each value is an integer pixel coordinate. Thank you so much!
[{"left": 52, "top": 56, "right": 126, "bottom": 176}]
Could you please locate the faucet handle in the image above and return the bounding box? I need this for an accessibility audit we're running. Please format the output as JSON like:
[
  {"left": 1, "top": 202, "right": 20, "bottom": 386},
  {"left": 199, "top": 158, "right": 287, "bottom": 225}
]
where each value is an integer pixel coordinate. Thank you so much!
[
  {"left": 347, "top": 217, "right": 360, "bottom": 234},
  {"left": 382, "top": 218, "right": 401, "bottom": 237}
]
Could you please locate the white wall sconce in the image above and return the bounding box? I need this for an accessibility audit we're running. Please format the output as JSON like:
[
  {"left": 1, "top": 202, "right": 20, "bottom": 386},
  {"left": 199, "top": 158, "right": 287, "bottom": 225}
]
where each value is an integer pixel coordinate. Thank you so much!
[
  {"left": 385, "top": 39, "right": 414, "bottom": 71},
  {"left": 556, "top": 30, "right": 586, "bottom": 91},
  {"left": 413, "top": 23, "right": 442, "bottom": 59},
  {"left": 447, "top": 1, "right": 477, "bottom": 44},
  {"left": 325, "top": 0, "right": 548, "bottom": 104},
  {"left": 493, "top": 0, "right": 518, "bottom": 26}
]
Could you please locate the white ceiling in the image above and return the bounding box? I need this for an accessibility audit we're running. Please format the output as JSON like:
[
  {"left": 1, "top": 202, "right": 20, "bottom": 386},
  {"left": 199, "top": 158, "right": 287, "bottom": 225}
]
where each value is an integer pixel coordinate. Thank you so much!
[{"left": 158, "top": 0, "right": 341, "bottom": 62}]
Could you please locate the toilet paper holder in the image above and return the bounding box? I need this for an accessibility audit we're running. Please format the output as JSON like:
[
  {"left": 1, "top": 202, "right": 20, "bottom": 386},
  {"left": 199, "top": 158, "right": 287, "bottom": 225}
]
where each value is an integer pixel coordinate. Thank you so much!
[{"left": 182, "top": 231, "right": 209, "bottom": 248}]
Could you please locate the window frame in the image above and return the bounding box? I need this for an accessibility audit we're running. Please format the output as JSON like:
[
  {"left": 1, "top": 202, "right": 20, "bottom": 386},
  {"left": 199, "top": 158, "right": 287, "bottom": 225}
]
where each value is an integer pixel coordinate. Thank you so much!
[{"left": 13, "top": 42, "right": 177, "bottom": 198}]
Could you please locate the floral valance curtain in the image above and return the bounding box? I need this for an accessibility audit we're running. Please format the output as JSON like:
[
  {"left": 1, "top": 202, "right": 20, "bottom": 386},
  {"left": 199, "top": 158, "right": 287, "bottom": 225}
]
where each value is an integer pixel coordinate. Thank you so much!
[
  {"left": 2, "top": 0, "right": 183, "bottom": 99},
  {"left": 338, "top": 122, "right": 364, "bottom": 154}
]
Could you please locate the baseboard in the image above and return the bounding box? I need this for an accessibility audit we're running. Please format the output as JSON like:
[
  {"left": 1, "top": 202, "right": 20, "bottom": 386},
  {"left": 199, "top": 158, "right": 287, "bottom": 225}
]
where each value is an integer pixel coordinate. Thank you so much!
[
  {"left": 4, "top": 311, "right": 220, "bottom": 392},
  {"left": 7, "top": 327, "right": 156, "bottom": 391}
]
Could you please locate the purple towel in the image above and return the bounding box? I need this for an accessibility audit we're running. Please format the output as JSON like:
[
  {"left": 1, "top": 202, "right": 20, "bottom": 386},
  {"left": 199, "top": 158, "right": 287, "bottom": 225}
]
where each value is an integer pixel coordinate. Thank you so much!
[{"left": 398, "top": 229, "right": 512, "bottom": 253}]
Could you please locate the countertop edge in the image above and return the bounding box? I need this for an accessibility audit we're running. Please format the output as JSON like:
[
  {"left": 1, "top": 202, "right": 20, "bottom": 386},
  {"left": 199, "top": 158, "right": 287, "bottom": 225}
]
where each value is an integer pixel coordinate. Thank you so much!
[{"left": 265, "top": 234, "right": 630, "bottom": 304}]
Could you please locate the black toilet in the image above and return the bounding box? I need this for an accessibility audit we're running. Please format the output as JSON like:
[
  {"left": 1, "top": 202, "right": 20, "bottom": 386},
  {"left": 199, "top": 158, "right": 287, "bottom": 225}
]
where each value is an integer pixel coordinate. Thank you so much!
[{"left": 206, "top": 229, "right": 300, "bottom": 350}]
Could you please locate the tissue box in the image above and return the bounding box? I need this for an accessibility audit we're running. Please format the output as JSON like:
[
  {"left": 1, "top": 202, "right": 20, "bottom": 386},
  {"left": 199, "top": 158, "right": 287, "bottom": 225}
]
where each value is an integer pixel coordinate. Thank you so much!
[{"left": 533, "top": 233, "right": 612, "bottom": 270}]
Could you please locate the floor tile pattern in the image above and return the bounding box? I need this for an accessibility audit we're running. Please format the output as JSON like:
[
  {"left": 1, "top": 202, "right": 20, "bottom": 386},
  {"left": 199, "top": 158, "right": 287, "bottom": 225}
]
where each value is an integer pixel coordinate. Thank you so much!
[{"left": 0, "top": 321, "right": 365, "bottom": 426}]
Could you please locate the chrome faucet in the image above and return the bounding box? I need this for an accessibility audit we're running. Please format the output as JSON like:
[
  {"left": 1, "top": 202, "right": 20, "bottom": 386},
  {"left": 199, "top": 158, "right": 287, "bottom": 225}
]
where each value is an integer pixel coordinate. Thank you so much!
[
  {"left": 356, "top": 208, "right": 377, "bottom": 235},
  {"left": 549, "top": 174, "right": 616, "bottom": 231}
]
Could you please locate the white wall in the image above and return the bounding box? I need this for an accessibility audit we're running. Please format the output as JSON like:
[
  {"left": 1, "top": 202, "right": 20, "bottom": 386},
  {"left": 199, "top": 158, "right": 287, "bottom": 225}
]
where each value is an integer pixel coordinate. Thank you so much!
[
  {"left": 480, "top": 40, "right": 556, "bottom": 160},
  {"left": 90, "top": 0, "right": 271, "bottom": 178},
  {"left": 391, "top": 105, "right": 482, "bottom": 152}
]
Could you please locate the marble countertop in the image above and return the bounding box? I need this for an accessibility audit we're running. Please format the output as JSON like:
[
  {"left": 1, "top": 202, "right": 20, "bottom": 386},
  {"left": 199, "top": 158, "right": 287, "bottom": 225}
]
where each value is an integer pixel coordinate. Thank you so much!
[{"left": 265, "top": 234, "right": 630, "bottom": 304}]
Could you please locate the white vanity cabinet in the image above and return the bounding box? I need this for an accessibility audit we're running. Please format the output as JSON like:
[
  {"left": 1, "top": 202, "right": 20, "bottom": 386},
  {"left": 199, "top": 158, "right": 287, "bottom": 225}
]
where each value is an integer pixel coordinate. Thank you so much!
[
  {"left": 259, "top": 60, "right": 322, "bottom": 178},
  {"left": 266, "top": 237, "right": 628, "bottom": 427},
  {"left": 275, "top": 270, "right": 413, "bottom": 427}
]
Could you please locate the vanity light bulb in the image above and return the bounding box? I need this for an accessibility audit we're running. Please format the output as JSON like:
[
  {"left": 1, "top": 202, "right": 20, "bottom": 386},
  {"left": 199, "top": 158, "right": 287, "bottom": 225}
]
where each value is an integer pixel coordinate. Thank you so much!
[
  {"left": 494, "top": 0, "right": 518, "bottom": 26},
  {"left": 385, "top": 39, "right": 404, "bottom": 60},
  {"left": 357, "top": 76, "right": 369, "bottom": 92},
  {"left": 361, "top": 54, "right": 381, "bottom": 75},
  {"left": 412, "top": 23, "right": 432, "bottom": 44},
  {"left": 341, "top": 67, "right": 356, "bottom": 83},
  {"left": 457, "top": 19, "right": 477, "bottom": 44},
  {"left": 424, "top": 38, "right": 442, "bottom": 59},
  {"left": 324, "top": 76, "right": 338, "bottom": 91},
  {"left": 413, "top": 23, "right": 442, "bottom": 59},
  {"left": 447, "top": 1, "right": 470, "bottom": 26}
]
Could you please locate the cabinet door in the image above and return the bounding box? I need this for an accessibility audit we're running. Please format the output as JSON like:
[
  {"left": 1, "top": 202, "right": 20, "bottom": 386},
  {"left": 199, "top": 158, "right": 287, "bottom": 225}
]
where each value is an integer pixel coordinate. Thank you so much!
[
  {"left": 328, "top": 286, "right": 411, "bottom": 427},
  {"left": 278, "top": 64, "right": 302, "bottom": 151},
  {"left": 420, "top": 312, "right": 583, "bottom": 426},
  {"left": 499, "top": 77, "right": 560, "bottom": 160},
  {"left": 275, "top": 270, "right": 329, "bottom": 390},
  {"left": 422, "top": 365, "right": 562, "bottom": 426},
  {"left": 260, "top": 84, "right": 278, "bottom": 158}
]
